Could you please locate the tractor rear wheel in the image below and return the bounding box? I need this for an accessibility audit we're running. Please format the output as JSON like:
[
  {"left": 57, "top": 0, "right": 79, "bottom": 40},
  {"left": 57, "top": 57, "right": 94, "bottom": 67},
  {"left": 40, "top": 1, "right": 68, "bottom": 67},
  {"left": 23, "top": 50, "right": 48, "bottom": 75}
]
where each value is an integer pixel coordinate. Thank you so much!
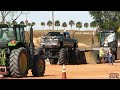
[
  {"left": 32, "top": 55, "right": 45, "bottom": 77},
  {"left": 9, "top": 48, "right": 29, "bottom": 78}
]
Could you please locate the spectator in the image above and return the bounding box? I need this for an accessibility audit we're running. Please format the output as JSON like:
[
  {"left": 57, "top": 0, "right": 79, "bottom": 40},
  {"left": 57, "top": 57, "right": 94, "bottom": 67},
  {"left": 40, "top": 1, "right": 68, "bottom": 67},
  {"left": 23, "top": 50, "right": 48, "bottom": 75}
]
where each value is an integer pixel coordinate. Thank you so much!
[
  {"left": 107, "top": 48, "right": 113, "bottom": 65},
  {"left": 99, "top": 47, "right": 105, "bottom": 64}
]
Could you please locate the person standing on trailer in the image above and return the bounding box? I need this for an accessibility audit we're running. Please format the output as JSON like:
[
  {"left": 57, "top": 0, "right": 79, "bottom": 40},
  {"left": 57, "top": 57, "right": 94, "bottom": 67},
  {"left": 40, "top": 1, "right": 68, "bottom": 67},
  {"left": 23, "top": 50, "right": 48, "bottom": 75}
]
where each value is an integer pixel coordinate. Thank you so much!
[{"left": 63, "top": 29, "right": 70, "bottom": 38}]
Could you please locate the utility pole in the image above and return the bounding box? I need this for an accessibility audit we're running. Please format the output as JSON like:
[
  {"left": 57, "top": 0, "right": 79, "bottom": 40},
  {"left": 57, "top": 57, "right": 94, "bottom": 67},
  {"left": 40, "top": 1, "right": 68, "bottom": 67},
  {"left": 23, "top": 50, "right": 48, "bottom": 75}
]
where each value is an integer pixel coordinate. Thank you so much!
[{"left": 52, "top": 11, "right": 54, "bottom": 30}]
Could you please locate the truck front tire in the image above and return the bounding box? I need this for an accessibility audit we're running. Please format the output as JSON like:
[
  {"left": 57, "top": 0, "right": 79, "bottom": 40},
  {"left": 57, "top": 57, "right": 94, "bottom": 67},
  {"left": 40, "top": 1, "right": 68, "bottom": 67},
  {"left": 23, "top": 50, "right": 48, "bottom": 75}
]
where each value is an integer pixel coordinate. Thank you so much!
[{"left": 58, "top": 48, "right": 68, "bottom": 65}]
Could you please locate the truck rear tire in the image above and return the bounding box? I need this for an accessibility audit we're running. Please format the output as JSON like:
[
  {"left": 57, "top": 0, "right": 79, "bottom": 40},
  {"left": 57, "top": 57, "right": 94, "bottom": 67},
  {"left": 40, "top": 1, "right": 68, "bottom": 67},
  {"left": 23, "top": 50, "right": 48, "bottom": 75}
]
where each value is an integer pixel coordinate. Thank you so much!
[
  {"left": 68, "top": 49, "right": 76, "bottom": 65},
  {"left": 32, "top": 55, "right": 45, "bottom": 77},
  {"left": 9, "top": 48, "right": 29, "bottom": 78},
  {"left": 68, "top": 48, "right": 80, "bottom": 65},
  {"left": 58, "top": 48, "right": 68, "bottom": 65},
  {"left": 75, "top": 48, "right": 81, "bottom": 64}
]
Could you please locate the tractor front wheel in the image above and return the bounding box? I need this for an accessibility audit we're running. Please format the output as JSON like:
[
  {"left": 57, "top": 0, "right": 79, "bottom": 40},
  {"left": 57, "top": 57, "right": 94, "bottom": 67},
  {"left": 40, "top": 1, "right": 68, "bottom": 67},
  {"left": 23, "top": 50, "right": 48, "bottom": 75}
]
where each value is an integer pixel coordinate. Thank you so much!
[{"left": 32, "top": 55, "right": 45, "bottom": 77}]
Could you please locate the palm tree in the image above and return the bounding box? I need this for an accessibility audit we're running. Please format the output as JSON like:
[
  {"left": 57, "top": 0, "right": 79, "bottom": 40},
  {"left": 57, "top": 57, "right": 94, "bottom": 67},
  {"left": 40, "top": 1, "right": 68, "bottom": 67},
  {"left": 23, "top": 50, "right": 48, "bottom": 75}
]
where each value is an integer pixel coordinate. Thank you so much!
[
  {"left": 27, "top": 23, "right": 31, "bottom": 27},
  {"left": 76, "top": 22, "right": 82, "bottom": 31},
  {"left": 41, "top": 22, "right": 45, "bottom": 30},
  {"left": 27, "top": 23, "right": 31, "bottom": 30},
  {"left": 31, "top": 22, "right": 35, "bottom": 26},
  {"left": 55, "top": 20, "right": 60, "bottom": 30},
  {"left": 25, "top": 20, "right": 28, "bottom": 25},
  {"left": 20, "top": 21, "right": 24, "bottom": 25},
  {"left": 62, "top": 22, "right": 67, "bottom": 30},
  {"left": 84, "top": 22, "right": 89, "bottom": 30},
  {"left": 69, "top": 20, "right": 75, "bottom": 30},
  {"left": 90, "top": 21, "right": 97, "bottom": 30},
  {"left": 47, "top": 20, "right": 52, "bottom": 30}
]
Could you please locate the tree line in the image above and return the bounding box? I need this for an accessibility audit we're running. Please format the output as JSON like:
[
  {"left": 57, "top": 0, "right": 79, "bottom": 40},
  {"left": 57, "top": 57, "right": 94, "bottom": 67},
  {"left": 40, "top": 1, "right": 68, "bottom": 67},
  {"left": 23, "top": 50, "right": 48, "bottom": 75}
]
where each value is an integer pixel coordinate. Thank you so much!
[
  {"left": 0, "top": 11, "right": 97, "bottom": 30},
  {"left": 0, "top": 11, "right": 36, "bottom": 27},
  {"left": 40, "top": 20, "right": 97, "bottom": 30},
  {"left": 89, "top": 11, "right": 120, "bottom": 32},
  {"left": 1, "top": 11, "right": 120, "bottom": 32}
]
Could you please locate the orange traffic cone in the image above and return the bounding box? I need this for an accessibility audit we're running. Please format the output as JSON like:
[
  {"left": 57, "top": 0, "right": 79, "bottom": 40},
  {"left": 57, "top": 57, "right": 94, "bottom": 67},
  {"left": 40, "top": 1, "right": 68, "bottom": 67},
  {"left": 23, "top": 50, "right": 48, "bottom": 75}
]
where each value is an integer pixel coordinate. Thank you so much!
[{"left": 62, "top": 64, "right": 67, "bottom": 79}]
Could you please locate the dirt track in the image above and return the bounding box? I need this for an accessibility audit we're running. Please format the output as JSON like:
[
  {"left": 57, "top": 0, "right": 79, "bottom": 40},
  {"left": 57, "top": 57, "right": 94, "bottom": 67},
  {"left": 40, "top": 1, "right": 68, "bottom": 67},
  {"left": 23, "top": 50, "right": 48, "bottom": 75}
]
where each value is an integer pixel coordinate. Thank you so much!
[
  {"left": 30, "top": 60, "right": 120, "bottom": 79},
  {"left": 2, "top": 59, "right": 120, "bottom": 79}
]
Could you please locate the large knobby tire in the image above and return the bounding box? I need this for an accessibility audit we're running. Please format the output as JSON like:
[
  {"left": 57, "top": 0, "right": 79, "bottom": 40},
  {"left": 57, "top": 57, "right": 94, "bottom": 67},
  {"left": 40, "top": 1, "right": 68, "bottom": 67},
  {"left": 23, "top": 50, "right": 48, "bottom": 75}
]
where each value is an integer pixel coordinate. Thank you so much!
[
  {"left": 68, "top": 49, "right": 76, "bottom": 65},
  {"left": 58, "top": 48, "right": 68, "bottom": 65},
  {"left": 68, "top": 48, "right": 80, "bottom": 65},
  {"left": 49, "top": 59, "right": 58, "bottom": 65},
  {"left": 9, "top": 48, "right": 29, "bottom": 78},
  {"left": 75, "top": 48, "right": 81, "bottom": 64},
  {"left": 32, "top": 55, "right": 45, "bottom": 77}
]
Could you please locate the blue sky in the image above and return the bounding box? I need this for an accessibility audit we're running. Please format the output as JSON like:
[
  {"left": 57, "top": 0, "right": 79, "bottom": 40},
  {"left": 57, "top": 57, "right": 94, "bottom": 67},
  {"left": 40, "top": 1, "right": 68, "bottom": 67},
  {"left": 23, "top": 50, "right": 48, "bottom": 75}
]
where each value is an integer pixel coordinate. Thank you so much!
[{"left": 15, "top": 11, "right": 94, "bottom": 30}]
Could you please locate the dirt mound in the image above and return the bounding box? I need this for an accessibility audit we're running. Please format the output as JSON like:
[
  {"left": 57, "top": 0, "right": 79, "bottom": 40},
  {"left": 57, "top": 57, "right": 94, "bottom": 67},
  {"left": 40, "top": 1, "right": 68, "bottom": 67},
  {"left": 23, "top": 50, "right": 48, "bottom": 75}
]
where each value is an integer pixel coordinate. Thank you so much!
[
  {"left": 32, "top": 30, "right": 99, "bottom": 49},
  {"left": 33, "top": 37, "right": 41, "bottom": 48},
  {"left": 78, "top": 43, "right": 90, "bottom": 47}
]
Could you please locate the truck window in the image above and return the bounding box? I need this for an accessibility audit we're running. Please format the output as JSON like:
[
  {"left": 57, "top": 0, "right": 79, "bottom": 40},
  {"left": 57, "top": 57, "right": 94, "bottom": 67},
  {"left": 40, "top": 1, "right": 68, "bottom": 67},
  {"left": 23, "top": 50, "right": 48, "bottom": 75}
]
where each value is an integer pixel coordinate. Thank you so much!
[{"left": 47, "top": 32, "right": 61, "bottom": 36}]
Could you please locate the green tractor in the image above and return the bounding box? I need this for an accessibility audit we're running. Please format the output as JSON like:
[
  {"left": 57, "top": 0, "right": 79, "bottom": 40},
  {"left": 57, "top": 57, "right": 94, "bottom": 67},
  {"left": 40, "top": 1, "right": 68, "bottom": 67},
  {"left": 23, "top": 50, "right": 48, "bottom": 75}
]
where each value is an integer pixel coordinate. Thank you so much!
[{"left": 0, "top": 23, "right": 45, "bottom": 78}]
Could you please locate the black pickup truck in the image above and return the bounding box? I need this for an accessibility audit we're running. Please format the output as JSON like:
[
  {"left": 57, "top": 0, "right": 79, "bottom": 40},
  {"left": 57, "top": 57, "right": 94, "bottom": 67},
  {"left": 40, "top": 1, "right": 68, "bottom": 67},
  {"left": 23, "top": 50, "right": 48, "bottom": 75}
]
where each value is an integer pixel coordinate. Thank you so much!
[{"left": 40, "top": 31, "right": 80, "bottom": 65}]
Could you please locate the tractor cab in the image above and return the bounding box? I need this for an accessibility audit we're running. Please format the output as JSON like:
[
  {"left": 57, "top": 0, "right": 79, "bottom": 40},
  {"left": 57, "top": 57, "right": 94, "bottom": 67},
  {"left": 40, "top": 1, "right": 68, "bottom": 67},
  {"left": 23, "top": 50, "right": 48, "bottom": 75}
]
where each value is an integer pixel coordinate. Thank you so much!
[
  {"left": 0, "top": 24, "right": 26, "bottom": 42},
  {"left": 0, "top": 24, "right": 14, "bottom": 42}
]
